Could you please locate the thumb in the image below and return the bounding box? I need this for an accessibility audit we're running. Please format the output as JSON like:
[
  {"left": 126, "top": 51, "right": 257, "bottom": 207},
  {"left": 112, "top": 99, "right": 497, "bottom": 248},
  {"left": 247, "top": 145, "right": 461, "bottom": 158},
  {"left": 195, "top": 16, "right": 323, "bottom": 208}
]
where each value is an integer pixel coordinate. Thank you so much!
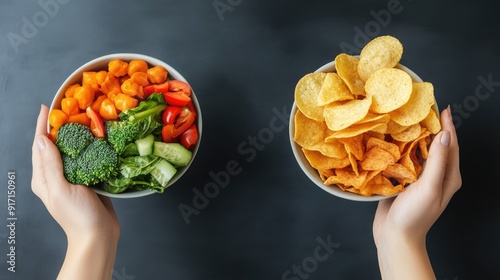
[
  {"left": 417, "top": 130, "right": 451, "bottom": 195},
  {"left": 36, "top": 134, "right": 70, "bottom": 193}
]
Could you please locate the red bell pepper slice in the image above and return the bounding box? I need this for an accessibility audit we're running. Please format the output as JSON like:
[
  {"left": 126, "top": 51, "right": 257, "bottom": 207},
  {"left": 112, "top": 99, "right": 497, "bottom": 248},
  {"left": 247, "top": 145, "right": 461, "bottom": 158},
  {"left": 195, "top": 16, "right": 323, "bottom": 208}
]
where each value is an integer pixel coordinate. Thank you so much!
[
  {"left": 172, "top": 107, "right": 195, "bottom": 138},
  {"left": 180, "top": 123, "right": 198, "bottom": 149},
  {"left": 143, "top": 81, "right": 169, "bottom": 97},
  {"left": 163, "top": 92, "right": 191, "bottom": 107},
  {"left": 162, "top": 106, "right": 183, "bottom": 125},
  {"left": 161, "top": 124, "right": 178, "bottom": 143},
  {"left": 168, "top": 80, "right": 191, "bottom": 96},
  {"left": 185, "top": 100, "right": 197, "bottom": 116},
  {"left": 86, "top": 106, "right": 105, "bottom": 138}
]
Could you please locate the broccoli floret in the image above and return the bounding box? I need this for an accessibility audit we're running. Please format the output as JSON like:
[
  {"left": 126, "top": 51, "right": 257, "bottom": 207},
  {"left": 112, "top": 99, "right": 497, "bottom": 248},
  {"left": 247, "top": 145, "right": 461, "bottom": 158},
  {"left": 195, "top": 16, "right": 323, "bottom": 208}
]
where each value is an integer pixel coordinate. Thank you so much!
[
  {"left": 105, "top": 116, "right": 162, "bottom": 154},
  {"left": 62, "top": 138, "right": 119, "bottom": 186},
  {"left": 56, "top": 123, "right": 94, "bottom": 158},
  {"left": 105, "top": 120, "right": 142, "bottom": 154},
  {"left": 62, "top": 153, "right": 79, "bottom": 183},
  {"left": 105, "top": 93, "right": 166, "bottom": 154}
]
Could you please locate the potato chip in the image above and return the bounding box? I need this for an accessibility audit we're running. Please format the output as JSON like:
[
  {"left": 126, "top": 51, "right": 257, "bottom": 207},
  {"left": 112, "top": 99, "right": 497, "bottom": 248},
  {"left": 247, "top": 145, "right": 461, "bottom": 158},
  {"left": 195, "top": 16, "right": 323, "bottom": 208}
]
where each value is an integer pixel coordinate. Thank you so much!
[
  {"left": 293, "top": 109, "right": 324, "bottom": 149},
  {"left": 302, "top": 148, "right": 350, "bottom": 170},
  {"left": 391, "top": 123, "right": 421, "bottom": 142},
  {"left": 335, "top": 53, "right": 365, "bottom": 97},
  {"left": 344, "top": 186, "right": 361, "bottom": 194},
  {"left": 360, "top": 173, "right": 404, "bottom": 196},
  {"left": 386, "top": 120, "right": 408, "bottom": 134},
  {"left": 365, "top": 68, "right": 413, "bottom": 113},
  {"left": 401, "top": 129, "right": 431, "bottom": 156},
  {"left": 360, "top": 146, "right": 396, "bottom": 171},
  {"left": 400, "top": 129, "right": 431, "bottom": 176},
  {"left": 327, "top": 121, "right": 387, "bottom": 139},
  {"left": 358, "top": 35, "right": 403, "bottom": 81},
  {"left": 392, "top": 140, "right": 409, "bottom": 155},
  {"left": 389, "top": 82, "right": 435, "bottom": 126},
  {"left": 317, "top": 73, "right": 354, "bottom": 106},
  {"left": 382, "top": 163, "right": 417, "bottom": 186},
  {"left": 338, "top": 135, "right": 365, "bottom": 176},
  {"left": 295, "top": 72, "right": 327, "bottom": 121},
  {"left": 347, "top": 151, "right": 360, "bottom": 176},
  {"left": 293, "top": 110, "right": 347, "bottom": 159},
  {"left": 366, "top": 137, "right": 401, "bottom": 161},
  {"left": 363, "top": 131, "right": 385, "bottom": 142},
  {"left": 356, "top": 170, "right": 382, "bottom": 191},
  {"left": 318, "top": 168, "right": 335, "bottom": 181},
  {"left": 324, "top": 168, "right": 368, "bottom": 189},
  {"left": 420, "top": 109, "right": 441, "bottom": 134},
  {"left": 400, "top": 148, "right": 421, "bottom": 177},
  {"left": 323, "top": 96, "right": 372, "bottom": 131},
  {"left": 355, "top": 112, "right": 389, "bottom": 125},
  {"left": 338, "top": 134, "right": 364, "bottom": 161},
  {"left": 418, "top": 136, "right": 430, "bottom": 159},
  {"left": 318, "top": 139, "right": 348, "bottom": 159}
]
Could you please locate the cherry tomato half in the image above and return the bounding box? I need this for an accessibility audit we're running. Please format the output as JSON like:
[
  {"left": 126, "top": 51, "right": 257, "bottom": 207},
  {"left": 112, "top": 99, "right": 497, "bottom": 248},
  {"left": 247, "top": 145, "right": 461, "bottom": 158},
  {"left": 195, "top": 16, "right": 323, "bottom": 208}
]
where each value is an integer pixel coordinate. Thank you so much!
[
  {"left": 163, "top": 92, "right": 191, "bottom": 107},
  {"left": 168, "top": 80, "right": 192, "bottom": 96}
]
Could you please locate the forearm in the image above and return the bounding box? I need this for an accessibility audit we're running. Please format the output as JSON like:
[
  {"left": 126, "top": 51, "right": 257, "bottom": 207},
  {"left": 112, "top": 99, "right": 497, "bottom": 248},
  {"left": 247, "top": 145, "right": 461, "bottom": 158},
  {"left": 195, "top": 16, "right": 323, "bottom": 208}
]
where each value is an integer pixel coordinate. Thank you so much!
[
  {"left": 376, "top": 234, "right": 436, "bottom": 280},
  {"left": 57, "top": 234, "right": 118, "bottom": 280}
]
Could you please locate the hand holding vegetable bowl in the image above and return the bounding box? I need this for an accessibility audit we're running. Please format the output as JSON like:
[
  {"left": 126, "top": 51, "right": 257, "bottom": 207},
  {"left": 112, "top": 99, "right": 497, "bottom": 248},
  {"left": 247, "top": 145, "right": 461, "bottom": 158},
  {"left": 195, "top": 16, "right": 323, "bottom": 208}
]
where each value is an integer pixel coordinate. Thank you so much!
[{"left": 48, "top": 54, "right": 202, "bottom": 198}]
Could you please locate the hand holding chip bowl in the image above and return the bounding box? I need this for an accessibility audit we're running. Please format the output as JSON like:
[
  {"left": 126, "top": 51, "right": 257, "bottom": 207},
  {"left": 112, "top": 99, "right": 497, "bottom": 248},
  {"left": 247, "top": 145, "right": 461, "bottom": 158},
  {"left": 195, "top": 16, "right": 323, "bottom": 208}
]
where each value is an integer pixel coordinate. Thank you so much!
[
  {"left": 289, "top": 36, "right": 441, "bottom": 201},
  {"left": 373, "top": 106, "right": 461, "bottom": 278}
]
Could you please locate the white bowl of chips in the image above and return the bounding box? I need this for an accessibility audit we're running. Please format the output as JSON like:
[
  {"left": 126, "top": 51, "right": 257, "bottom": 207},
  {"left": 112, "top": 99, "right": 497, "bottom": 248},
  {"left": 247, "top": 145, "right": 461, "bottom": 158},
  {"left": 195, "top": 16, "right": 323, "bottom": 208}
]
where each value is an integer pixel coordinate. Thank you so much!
[{"left": 289, "top": 36, "right": 441, "bottom": 201}]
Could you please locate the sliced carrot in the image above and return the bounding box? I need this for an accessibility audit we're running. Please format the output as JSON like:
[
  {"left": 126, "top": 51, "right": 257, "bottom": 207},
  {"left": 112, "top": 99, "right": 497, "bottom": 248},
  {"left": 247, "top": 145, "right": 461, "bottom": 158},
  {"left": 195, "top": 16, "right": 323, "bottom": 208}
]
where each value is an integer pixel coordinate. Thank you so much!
[
  {"left": 91, "top": 95, "right": 107, "bottom": 113},
  {"left": 147, "top": 65, "right": 168, "bottom": 84},
  {"left": 128, "top": 60, "right": 148, "bottom": 76},
  {"left": 100, "top": 73, "right": 120, "bottom": 94},
  {"left": 73, "top": 85, "right": 95, "bottom": 110},
  {"left": 61, "top": 97, "right": 80, "bottom": 116},
  {"left": 99, "top": 98, "right": 118, "bottom": 120},
  {"left": 64, "top": 84, "right": 80, "bottom": 98},
  {"left": 82, "top": 72, "right": 99, "bottom": 92},
  {"left": 130, "top": 72, "right": 149, "bottom": 86},
  {"left": 114, "top": 93, "right": 139, "bottom": 111},
  {"left": 49, "top": 109, "right": 68, "bottom": 129},
  {"left": 108, "top": 59, "right": 128, "bottom": 77},
  {"left": 68, "top": 112, "right": 91, "bottom": 127},
  {"left": 121, "top": 79, "right": 143, "bottom": 97}
]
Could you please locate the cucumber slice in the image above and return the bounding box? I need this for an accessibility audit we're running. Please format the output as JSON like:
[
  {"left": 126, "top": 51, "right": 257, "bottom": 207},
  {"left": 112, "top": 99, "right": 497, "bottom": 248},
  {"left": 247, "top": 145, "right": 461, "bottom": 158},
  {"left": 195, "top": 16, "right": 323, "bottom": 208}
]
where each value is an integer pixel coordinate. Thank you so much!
[
  {"left": 153, "top": 142, "right": 192, "bottom": 167},
  {"left": 135, "top": 134, "right": 155, "bottom": 156},
  {"left": 150, "top": 159, "right": 177, "bottom": 188}
]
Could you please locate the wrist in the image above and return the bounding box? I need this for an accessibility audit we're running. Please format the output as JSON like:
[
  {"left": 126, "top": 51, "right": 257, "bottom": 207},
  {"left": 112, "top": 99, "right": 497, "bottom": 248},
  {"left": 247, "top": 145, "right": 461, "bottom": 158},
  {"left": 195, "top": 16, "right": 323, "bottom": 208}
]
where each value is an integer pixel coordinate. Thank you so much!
[
  {"left": 375, "top": 227, "right": 424, "bottom": 250},
  {"left": 375, "top": 231, "right": 435, "bottom": 280},
  {"left": 58, "top": 233, "right": 118, "bottom": 280},
  {"left": 67, "top": 232, "right": 119, "bottom": 254}
]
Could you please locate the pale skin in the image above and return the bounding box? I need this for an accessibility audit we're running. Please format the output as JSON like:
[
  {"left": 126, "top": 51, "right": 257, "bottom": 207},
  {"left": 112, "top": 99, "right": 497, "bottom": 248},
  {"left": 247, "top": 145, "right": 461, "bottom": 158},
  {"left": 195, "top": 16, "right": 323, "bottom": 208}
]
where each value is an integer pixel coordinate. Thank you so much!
[
  {"left": 31, "top": 105, "right": 460, "bottom": 279},
  {"left": 373, "top": 105, "right": 462, "bottom": 280},
  {"left": 31, "top": 105, "right": 120, "bottom": 280}
]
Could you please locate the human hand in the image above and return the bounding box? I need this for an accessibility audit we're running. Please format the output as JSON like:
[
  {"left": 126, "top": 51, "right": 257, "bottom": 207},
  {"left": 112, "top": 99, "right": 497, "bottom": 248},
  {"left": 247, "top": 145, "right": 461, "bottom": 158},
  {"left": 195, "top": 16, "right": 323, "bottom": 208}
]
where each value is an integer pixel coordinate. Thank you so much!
[
  {"left": 373, "top": 106, "right": 461, "bottom": 241},
  {"left": 372, "top": 106, "right": 461, "bottom": 280},
  {"left": 31, "top": 105, "right": 119, "bottom": 280}
]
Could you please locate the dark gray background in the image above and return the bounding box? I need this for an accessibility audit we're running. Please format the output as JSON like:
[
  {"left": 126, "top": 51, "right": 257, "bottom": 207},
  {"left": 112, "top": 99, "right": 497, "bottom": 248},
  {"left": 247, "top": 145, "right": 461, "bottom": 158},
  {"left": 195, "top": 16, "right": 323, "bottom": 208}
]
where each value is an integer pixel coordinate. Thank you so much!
[{"left": 1, "top": 0, "right": 499, "bottom": 279}]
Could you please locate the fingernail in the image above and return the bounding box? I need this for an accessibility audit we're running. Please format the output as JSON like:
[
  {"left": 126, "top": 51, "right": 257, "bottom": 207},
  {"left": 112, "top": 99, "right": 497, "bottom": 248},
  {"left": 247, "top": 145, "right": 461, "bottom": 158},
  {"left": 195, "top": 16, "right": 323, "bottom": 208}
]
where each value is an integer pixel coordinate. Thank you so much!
[
  {"left": 441, "top": 131, "right": 450, "bottom": 147},
  {"left": 36, "top": 136, "right": 46, "bottom": 150}
]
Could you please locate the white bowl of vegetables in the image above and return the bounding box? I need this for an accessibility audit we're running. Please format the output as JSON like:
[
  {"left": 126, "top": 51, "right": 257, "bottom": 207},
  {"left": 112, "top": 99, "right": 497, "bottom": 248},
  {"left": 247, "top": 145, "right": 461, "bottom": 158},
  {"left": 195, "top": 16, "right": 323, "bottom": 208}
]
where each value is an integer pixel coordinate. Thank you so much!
[{"left": 48, "top": 53, "right": 202, "bottom": 198}]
